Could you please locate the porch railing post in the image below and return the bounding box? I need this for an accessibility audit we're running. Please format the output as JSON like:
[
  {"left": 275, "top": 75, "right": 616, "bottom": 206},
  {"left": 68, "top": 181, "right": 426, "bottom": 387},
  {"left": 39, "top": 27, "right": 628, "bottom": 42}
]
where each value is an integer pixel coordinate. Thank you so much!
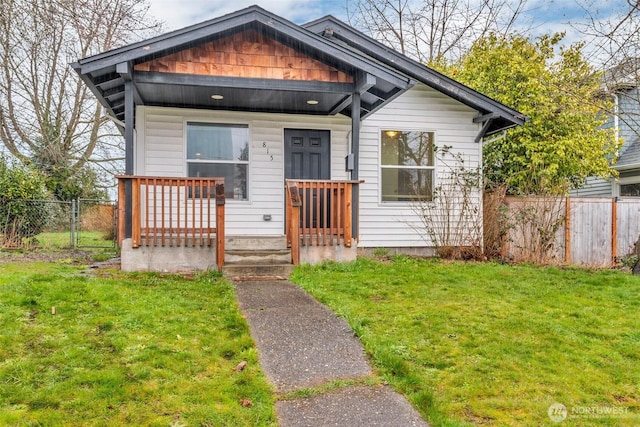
[
  {"left": 291, "top": 204, "right": 300, "bottom": 264},
  {"left": 286, "top": 181, "right": 301, "bottom": 265},
  {"left": 215, "top": 182, "right": 225, "bottom": 272},
  {"left": 117, "top": 178, "right": 126, "bottom": 247},
  {"left": 131, "top": 177, "right": 141, "bottom": 248},
  {"left": 344, "top": 183, "right": 353, "bottom": 248},
  {"left": 286, "top": 183, "right": 292, "bottom": 248}
]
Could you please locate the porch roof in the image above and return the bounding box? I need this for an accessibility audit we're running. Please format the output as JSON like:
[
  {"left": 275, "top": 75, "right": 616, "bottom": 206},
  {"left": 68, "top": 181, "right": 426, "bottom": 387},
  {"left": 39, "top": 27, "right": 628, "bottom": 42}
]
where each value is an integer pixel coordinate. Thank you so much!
[{"left": 71, "top": 5, "right": 415, "bottom": 130}]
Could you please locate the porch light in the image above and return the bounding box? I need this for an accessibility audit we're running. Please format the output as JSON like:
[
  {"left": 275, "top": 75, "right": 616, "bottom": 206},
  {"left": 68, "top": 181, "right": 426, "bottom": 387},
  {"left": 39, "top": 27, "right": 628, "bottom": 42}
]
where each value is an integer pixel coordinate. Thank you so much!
[
  {"left": 385, "top": 130, "right": 399, "bottom": 137},
  {"left": 306, "top": 99, "right": 319, "bottom": 105},
  {"left": 211, "top": 94, "right": 224, "bottom": 100}
]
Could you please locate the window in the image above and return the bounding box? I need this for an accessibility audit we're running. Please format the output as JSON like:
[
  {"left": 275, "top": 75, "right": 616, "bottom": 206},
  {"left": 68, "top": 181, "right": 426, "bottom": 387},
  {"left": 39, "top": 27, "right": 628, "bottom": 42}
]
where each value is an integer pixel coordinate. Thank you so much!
[
  {"left": 620, "top": 182, "right": 640, "bottom": 196},
  {"left": 380, "top": 130, "right": 435, "bottom": 202},
  {"left": 186, "top": 123, "right": 249, "bottom": 200}
]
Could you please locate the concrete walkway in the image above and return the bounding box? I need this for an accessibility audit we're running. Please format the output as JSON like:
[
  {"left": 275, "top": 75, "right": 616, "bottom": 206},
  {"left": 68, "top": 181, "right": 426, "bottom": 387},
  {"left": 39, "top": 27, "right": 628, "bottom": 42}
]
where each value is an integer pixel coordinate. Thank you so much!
[{"left": 234, "top": 280, "right": 429, "bottom": 427}]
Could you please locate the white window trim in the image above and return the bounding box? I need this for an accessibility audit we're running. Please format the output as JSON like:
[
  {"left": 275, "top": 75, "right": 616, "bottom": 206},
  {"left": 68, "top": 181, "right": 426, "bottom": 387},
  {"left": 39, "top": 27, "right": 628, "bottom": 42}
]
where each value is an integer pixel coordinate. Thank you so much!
[
  {"left": 378, "top": 128, "right": 437, "bottom": 206},
  {"left": 184, "top": 120, "right": 252, "bottom": 203},
  {"left": 618, "top": 174, "right": 640, "bottom": 197}
]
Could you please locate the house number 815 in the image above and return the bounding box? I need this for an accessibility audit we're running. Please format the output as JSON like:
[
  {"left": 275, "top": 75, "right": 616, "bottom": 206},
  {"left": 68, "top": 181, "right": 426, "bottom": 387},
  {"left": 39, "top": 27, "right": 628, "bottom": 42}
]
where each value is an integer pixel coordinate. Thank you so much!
[{"left": 262, "top": 142, "right": 274, "bottom": 161}]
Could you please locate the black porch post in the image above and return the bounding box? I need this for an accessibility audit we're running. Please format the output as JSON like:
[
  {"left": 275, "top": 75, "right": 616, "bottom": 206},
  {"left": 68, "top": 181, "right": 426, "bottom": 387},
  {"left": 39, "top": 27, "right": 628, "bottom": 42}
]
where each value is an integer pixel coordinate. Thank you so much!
[
  {"left": 121, "top": 62, "right": 135, "bottom": 239},
  {"left": 351, "top": 92, "right": 361, "bottom": 239}
]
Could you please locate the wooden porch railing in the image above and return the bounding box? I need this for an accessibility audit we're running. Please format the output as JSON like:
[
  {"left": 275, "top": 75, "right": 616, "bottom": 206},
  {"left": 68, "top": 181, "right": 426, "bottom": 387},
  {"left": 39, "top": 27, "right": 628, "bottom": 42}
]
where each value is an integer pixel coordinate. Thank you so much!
[
  {"left": 285, "top": 179, "right": 360, "bottom": 265},
  {"left": 117, "top": 176, "right": 225, "bottom": 270}
]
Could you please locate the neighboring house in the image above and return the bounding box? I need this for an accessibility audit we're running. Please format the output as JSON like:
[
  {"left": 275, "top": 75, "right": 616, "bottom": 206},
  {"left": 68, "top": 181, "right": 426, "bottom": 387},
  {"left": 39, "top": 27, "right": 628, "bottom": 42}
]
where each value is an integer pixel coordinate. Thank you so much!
[
  {"left": 72, "top": 5, "right": 524, "bottom": 272},
  {"left": 572, "top": 58, "right": 640, "bottom": 197}
]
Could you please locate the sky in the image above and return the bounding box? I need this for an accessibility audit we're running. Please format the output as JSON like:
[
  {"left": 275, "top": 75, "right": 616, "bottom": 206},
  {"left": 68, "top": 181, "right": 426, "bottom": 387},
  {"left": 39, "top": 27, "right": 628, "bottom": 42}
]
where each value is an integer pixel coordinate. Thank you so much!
[
  {"left": 147, "top": 0, "right": 594, "bottom": 30},
  {"left": 145, "top": 0, "right": 621, "bottom": 34},
  {"left": 146, "top": 0, "right": 349, "bottom": 29},
  {"left": 143, "top": 0, "right": 630, "bottom": 65}
]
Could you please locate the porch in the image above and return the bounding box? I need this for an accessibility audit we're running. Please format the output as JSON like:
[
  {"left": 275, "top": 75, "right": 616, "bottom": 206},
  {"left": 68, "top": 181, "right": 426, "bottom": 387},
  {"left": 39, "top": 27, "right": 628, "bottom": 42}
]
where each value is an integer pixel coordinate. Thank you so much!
[{"left": 116, "top": 176, "right": 360, "bottom": 272}]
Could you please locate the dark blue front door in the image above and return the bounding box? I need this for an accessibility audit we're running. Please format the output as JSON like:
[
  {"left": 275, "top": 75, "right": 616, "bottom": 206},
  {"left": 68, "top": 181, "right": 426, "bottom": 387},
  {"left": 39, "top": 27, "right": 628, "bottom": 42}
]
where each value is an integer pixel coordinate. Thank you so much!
[{"left": 284, "top": 129, "right": 331, "bottom": 229}]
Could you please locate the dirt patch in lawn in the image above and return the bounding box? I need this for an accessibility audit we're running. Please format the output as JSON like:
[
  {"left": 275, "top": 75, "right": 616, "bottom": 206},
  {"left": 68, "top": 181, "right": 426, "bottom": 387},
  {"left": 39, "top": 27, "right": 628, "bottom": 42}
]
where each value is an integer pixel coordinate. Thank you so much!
[{"left": 0, "top": 249, "right": 98, "bottom": 264}]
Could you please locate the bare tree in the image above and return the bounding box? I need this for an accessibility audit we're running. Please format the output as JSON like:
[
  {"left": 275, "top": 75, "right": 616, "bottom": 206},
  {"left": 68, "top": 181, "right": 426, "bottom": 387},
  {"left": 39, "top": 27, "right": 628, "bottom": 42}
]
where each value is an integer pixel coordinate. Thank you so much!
[
  {"left": 345, "top": 0, "right": 529, "bottom": 63},
  {"left": 0, "top": 0, "right": 160, "bottom": 198},
  {"left": 575, "top": 0, "right": 640, "bottom": 69},
  {"left": 574, "top": 1, "right": 640, "bottom": 143}
]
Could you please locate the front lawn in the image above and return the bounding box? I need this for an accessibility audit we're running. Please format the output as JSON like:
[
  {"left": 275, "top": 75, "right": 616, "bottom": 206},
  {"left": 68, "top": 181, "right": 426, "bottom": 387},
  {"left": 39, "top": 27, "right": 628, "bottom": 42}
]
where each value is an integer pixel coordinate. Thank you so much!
[
  {"left": 291, "top": 257, "right": 640, "bottom": 426},
  {"left": 0, "top": 262, "right": 276, "bottom": 426}
]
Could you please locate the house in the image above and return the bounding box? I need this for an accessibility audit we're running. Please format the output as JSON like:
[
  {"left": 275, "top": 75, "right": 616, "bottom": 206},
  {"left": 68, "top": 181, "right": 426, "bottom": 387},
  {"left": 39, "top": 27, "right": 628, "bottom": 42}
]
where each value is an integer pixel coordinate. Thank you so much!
[
  {"left": 572, "top": 58, "right": 640, "bottom": 197},
  {"left": 72, "top": 5, "right": 525, "bottom": 272}
]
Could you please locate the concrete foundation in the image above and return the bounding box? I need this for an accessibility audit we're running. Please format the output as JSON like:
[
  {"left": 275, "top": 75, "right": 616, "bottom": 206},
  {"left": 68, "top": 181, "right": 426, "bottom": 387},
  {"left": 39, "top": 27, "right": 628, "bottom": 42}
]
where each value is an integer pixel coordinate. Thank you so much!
[
  {"left": 120, "top": 236, "right": 359, "bottom": 272},
  {"left": 300, "top": 243, "right": 358, "bottom": 265},
  {"left": 120, "top": 238, "right": 217, "bottom": 272},
  {"left": 358, "top": 246, "right": 436, "bottom": 257}
]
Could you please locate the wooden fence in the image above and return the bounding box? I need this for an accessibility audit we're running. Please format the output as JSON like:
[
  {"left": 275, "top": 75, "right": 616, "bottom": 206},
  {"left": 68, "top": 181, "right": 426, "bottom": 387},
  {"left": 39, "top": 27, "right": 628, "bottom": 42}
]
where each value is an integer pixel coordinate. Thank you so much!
[{"left": 493, "top": 196, "right": 640, "bottom": 267}]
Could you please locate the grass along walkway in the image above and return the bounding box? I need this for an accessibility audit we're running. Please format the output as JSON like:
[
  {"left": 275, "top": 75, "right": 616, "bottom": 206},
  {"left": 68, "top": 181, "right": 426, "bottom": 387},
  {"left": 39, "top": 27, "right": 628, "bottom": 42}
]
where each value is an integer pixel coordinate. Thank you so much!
[
  {"left": 291, "top": 257, "right": 640, "bottom": 426},
  {"left": 0, "top": 262, "right": 276, "bottom": 426}
]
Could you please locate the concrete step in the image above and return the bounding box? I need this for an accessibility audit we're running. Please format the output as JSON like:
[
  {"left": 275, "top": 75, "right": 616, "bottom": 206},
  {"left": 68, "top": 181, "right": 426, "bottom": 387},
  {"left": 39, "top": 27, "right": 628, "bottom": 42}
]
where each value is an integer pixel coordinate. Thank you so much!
[
  {"left": 226, "top": 236, "right": 287, "bottom": 251},
  {"left": 223, "top": 237, "right": 293, "bottom": 279},
  {"left": 222, "top": 263, "right": 295, "bottom": 280},
  {"left": 225, "top": 249, "right": 292, "bottom": 265}
]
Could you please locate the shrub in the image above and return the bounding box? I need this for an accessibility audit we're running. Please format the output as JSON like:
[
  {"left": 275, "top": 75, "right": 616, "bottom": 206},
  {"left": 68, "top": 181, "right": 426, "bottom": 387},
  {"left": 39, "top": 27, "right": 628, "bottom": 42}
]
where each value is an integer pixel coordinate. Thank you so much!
[
  {"left": 0, "top": 156, "right": 51, "bottom": 245},
  {"left": 411, "top": 148, "right": 483, "bottom": 260}
]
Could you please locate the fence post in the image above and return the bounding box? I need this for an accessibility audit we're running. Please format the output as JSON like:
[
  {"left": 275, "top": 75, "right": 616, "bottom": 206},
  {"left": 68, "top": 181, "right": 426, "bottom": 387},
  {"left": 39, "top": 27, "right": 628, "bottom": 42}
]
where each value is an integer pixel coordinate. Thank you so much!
[
  {"left": 71, "top": 199, "right": 76, "bottom": 249},
  {"left": 564, "top": 197, "right": 571, "bottom": 264},
  {"left": 612, "top": 197, "right": 618, "bottom": 266}
]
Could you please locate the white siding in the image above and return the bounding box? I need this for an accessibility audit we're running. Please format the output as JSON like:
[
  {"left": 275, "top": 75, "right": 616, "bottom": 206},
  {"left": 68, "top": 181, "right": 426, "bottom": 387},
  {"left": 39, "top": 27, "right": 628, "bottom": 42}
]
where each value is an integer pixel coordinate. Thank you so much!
[
  {"left": 137, "top": 106, "right": 350, "bottom": 236},
  {"left": 137, "top": 83, "right": 484, "bottom": 245},
  {"left": 358, "top": 83, "right": 482, "bottom": 248}
]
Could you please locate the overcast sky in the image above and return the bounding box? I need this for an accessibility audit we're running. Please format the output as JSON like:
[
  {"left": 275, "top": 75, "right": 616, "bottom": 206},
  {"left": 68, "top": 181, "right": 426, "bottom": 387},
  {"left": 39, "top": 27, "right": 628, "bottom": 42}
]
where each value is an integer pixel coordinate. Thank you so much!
[
  {"left": 144, "top": 0, "right": 630, "bottom": 65},
  {"left": 145, "top": 0, "right": 618, "bottom": 31},
  {"left": 146, "top": 0, "right": 348, "bottom": 29}
]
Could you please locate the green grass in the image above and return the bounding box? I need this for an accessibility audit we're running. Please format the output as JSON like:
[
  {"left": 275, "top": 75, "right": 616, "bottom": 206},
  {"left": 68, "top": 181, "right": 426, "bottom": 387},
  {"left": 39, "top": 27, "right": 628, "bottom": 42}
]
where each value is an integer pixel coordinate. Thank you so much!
[
  {"left": 75, "top": 230, "right": 116, "bottom": 249},
  {"left": 34, "top": 230, "right": 116, "bottom": 250},
  {"left": 291, "top": 257, "right": 640, "bottom": 426},
  {"left": 0, "top": 262, "right": 276, "bottom": 426}
]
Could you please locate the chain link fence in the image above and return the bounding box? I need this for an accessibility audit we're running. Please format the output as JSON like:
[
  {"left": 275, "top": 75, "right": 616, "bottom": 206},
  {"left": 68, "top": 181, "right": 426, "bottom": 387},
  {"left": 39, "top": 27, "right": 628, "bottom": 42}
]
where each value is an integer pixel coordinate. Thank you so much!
[{"left": 0, "top": 198, "right": 116, "bottom": 251}]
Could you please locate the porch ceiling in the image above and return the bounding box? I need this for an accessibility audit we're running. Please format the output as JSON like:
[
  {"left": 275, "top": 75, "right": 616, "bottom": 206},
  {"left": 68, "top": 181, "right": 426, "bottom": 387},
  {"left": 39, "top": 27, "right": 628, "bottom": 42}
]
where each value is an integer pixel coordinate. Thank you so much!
[
  {"left": 84, "top": 67, "right": 401, "bottom": 125},
  {"left": 135, "top": 81, "right": 350, "bottom": 115}
]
